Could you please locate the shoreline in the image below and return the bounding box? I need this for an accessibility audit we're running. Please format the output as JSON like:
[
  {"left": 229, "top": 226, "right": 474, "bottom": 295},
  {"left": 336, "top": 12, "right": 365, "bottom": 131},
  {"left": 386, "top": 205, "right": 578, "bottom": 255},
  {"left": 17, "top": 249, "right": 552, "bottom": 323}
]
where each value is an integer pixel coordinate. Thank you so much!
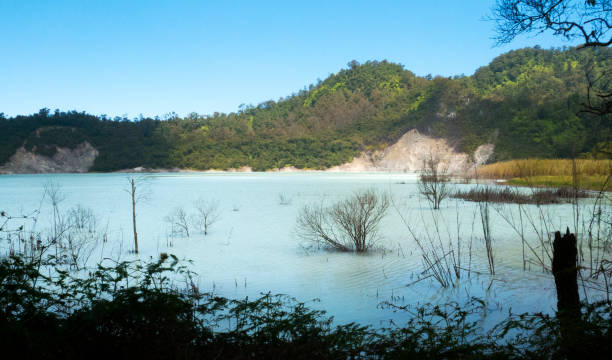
[{"left": 0, "top": 167, "right": 422, "bottom": 175}]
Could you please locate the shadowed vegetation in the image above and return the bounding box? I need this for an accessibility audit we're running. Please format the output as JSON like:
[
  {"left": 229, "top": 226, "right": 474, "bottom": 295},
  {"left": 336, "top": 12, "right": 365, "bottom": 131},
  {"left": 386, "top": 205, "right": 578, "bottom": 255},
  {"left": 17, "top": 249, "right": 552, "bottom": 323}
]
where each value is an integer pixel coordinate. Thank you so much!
[{"left": 0, "top": 253, "right": 610, "bottom": 359}]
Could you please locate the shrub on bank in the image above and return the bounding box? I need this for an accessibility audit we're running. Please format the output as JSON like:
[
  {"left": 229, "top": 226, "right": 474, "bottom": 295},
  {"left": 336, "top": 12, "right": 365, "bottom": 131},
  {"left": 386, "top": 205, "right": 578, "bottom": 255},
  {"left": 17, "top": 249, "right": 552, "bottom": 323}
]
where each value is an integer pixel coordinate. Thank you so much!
[{"left": 0, "top": 253, "right": 610, "bottom": 359}]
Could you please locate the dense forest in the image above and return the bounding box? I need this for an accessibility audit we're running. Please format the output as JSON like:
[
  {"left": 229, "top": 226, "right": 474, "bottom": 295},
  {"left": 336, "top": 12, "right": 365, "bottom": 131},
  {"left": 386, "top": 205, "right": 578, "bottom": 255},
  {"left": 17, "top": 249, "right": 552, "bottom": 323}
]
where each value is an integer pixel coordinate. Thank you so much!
[{"left": 1, "top": 46, "right": 610, "bottom": 172}]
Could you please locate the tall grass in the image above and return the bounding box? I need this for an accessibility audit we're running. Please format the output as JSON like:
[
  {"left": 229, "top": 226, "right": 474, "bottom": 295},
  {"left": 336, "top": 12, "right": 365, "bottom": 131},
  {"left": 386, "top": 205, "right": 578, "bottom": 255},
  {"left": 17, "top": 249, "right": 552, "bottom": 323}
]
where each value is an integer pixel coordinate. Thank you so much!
[
  {"left": 395, "top": 198, "right": 480, "bottom": 288},
  {"left": 479, "top": 200, "right": 495, "bottom": 276},
  {"left": 508, "top": 175, "right": 611, "bottom": 190},
  {"left": 488, "top": 182, "right": 612, "bottom": 298},
  {"left": 478, "top": 159, "right": 612, "bottom": 178}
]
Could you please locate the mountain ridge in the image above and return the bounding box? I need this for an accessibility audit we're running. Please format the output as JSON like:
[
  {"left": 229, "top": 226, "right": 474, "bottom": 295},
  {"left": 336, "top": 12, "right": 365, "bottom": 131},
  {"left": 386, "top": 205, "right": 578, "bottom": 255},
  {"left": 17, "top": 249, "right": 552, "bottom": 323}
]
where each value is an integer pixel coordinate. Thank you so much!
[{"left": 0, "top": 46, "right": 609, "bottom": 172}]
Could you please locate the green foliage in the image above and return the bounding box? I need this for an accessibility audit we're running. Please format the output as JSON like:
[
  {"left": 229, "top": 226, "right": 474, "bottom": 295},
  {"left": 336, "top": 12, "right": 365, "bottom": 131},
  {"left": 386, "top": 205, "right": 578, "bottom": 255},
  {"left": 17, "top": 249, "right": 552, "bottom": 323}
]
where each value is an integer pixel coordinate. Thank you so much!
[
  {"left": 1, "top": 253, "right": 610, "bottom": 359},
  {"left": 1, "top": 47, "right": 610, "bottom": 171}
]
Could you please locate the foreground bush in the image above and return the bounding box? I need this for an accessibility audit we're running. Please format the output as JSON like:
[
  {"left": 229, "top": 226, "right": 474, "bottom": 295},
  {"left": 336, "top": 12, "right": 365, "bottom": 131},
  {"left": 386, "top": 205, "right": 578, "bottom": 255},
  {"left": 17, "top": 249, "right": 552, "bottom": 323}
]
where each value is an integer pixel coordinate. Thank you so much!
[{"left": 1, "top": 254, "right": 610, "bottom": 359}]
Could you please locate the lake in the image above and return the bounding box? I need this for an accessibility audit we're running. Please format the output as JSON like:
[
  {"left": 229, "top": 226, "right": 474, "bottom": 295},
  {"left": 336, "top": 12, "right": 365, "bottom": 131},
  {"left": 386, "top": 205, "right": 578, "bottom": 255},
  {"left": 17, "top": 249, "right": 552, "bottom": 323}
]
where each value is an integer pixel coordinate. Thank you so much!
[{"left": 0, "top": 172, "right": 606, "bottom": 326}]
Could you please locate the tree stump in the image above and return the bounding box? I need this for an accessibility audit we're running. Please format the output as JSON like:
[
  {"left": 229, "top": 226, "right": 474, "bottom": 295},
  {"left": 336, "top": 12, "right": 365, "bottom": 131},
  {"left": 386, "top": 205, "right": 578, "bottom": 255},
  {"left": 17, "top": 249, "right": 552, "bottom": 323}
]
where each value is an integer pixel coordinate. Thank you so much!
[
  {"left": 552, "top": 228, "right": 580, "bottom": 317},
  {"left": 552, "top": 228, "right": 581, "bottom": 359}
]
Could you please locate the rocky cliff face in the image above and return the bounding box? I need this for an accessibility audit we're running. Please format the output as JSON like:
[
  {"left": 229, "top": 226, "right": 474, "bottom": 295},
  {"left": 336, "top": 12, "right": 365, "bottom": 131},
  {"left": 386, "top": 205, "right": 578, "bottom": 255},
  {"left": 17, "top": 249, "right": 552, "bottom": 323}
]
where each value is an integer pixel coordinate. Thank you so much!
[
  {"left": 0, "top": 142, "right": 98, "bottom": 174},
  {"left": 0, "top": 130, "right": 493, "bottom": 174},
  {"left": 327, "top": 129, "right": 493, "bottom": 174}
]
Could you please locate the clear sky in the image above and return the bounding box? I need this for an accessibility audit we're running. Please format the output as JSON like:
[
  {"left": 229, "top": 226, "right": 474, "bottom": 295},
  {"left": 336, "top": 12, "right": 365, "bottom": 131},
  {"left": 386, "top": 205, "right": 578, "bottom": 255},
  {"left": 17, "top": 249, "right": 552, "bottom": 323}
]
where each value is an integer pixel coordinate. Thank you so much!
[{"left": 0, "top": 0, "right": 579, "bottom": 118}]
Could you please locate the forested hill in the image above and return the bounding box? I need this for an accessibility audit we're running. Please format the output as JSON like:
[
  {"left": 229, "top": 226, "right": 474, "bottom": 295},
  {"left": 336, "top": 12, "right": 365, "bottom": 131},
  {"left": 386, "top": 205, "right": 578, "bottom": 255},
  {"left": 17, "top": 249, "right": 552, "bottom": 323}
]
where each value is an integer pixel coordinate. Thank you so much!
[{"left": 1, "top": 46, "right": 610, "bottom": 172}]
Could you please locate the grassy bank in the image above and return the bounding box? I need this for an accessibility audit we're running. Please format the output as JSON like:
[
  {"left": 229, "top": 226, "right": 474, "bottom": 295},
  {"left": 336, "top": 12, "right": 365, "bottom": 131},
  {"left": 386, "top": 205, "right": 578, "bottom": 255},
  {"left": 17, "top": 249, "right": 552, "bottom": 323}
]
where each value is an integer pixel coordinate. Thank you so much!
[
  {"left": 507, "top": 175, "right": 611, "bottom": 190},
  {"left": 478, "top": 159, "right": 612, "bottom": 190}
]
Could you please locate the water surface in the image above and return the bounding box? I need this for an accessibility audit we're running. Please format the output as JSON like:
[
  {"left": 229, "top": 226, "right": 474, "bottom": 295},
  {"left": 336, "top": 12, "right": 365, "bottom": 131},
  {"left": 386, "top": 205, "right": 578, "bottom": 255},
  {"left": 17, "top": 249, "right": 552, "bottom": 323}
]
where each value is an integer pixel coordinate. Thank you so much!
[{"left": 0, "top": 172, "right": 597, "bottom": 326}]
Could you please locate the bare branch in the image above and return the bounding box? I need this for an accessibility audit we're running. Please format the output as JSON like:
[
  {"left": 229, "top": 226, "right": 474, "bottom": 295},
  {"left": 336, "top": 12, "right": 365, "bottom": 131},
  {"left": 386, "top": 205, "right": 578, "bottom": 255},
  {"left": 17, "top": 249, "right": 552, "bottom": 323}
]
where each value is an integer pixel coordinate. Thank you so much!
[
  {"left": 165, "top": 207, "right": 191, "bottom": 238},
  {"left": 194, "top": 198, "right": 221, "bottom": 236},
  {"left": 491, "top": 0, "right": 611, "bottom": 48},
  {"left": 418, "top": 154, "right": 451, "bottom": 210},
  {"left": 296, "top": 189, "right": 389, "bottom": 252}
]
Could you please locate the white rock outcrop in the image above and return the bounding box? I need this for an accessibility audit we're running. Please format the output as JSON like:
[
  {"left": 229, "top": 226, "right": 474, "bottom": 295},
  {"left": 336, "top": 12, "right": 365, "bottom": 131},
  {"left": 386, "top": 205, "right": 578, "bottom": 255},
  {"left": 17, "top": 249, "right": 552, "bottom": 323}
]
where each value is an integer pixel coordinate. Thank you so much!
[
  {"left": 0, "top": 142, "right": 99, "bottom": 174},
  {"left": 326, "top": 129, "right": 493, "bottom": 174}
]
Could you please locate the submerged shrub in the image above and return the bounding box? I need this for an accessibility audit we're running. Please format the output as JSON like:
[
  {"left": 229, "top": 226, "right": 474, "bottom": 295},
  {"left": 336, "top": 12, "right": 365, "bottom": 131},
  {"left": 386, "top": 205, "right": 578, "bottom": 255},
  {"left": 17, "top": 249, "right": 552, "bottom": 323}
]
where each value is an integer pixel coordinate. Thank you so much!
[
  {"left": 296, "top": 189, "right": 390, "bottom": 252},
  {"left": 417, "top": 155, "right": 451, "bottom": 210},
  {"left": 452, "top": 186, "right": 590, "bottom": 204}
]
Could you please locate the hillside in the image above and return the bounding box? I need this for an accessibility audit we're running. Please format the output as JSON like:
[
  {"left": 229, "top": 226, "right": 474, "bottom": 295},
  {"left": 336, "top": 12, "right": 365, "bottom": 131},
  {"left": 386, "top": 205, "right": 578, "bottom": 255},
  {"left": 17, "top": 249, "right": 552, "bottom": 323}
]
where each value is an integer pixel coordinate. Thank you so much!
[{"left": 0, "top": 46, "right": 610, "bottom": 173}]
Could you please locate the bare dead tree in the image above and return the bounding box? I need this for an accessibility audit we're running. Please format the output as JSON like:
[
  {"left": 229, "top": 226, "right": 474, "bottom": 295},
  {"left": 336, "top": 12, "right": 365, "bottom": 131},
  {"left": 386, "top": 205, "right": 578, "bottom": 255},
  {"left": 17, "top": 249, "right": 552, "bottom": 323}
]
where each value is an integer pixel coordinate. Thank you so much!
[
  {"left": 296, "top": 189, "right": 390, "bottom": 252},
  {"left": 68, "top": 205, "right": 97, "bottom": 233},
  {"left": 2, "top": 203, "right": 102, "bottom": 270},
  {"left": 331, "top": 191, "right": 390, "bottom": 252},
  {"left": 418, "top": 155, "right": 451, "bottom": 210},
  {"left": 194, "top": 198, "right": 220, "bottom": 235},
  {"left": 492, "top": 0, "right": 611, "bottom": 48},
  {"left": 491, "top": 0, "right": 612, "bottom": 117},
  {"left": 65, "top": 205, "right": 102, "bottom": 270},
  {"left": 124, "top": 176, "right": 151, "bottom": 253},
  {"left": 582, "top": 60, "right": 612, "bottom": 119},
  {"left": 43, "top": 179, "right": 67, "bottom": 246},
  {"left": 278, "top": 193, "right": 292, "bottom": 206},
  {"left": 297, "top": 203, "right": 348, "bottom": 251},
  {"left": 0, "top": 209, "right": 40, "bottom": 259},
  {"left": 165, "top": 207, "right": 191, "bottom": 238}
]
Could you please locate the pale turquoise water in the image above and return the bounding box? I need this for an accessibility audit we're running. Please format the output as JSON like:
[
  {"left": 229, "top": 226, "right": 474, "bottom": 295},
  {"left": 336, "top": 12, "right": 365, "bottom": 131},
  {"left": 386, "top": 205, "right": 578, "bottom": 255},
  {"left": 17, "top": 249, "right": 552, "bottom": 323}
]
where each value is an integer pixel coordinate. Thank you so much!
[{"left": 0, "top": 172, "right": 601, "bottom": 326}]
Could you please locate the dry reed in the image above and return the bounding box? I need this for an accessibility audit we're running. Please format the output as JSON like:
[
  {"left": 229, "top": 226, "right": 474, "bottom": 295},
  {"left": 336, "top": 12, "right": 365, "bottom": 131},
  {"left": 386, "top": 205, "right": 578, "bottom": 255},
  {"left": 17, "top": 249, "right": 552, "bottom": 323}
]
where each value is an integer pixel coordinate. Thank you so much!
[{"left": 478, "top": 159, "right": 612, "bottom": 178}]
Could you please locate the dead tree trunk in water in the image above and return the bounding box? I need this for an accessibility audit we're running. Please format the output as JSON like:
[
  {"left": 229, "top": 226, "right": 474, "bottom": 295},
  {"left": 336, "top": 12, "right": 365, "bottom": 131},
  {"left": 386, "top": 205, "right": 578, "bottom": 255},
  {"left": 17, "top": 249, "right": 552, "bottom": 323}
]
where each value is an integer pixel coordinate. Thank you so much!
[
  {"left": 130, "top": 178, "right": 138, "bottom": 254},
  {"left": 124, "top": 176, "right": 151, "bottom": 254},
  {"left": 552, "top": 228, "right": 580, "bottom": 316},
  {"left": 552, "top": 228, "right": 580, "bottom": 359}
]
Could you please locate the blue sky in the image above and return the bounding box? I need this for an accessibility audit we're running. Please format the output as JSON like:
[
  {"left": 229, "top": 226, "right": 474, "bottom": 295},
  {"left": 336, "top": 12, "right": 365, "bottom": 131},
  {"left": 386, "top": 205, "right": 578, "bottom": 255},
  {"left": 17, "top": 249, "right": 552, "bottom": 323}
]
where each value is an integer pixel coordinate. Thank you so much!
[{"left": 0, "top": 0, "right": 579, "bottom": 118}]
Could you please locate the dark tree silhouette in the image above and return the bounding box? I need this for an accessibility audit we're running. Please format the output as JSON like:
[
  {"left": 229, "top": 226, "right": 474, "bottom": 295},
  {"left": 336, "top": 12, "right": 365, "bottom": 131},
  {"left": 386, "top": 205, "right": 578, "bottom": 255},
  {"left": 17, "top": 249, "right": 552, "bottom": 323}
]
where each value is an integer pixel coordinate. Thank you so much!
[
  {"left": 492, "top": 0, "right": 611, "bottom": 48},
  {"left": 492, "top": 0, "right": 611, "bottom": 120}
]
